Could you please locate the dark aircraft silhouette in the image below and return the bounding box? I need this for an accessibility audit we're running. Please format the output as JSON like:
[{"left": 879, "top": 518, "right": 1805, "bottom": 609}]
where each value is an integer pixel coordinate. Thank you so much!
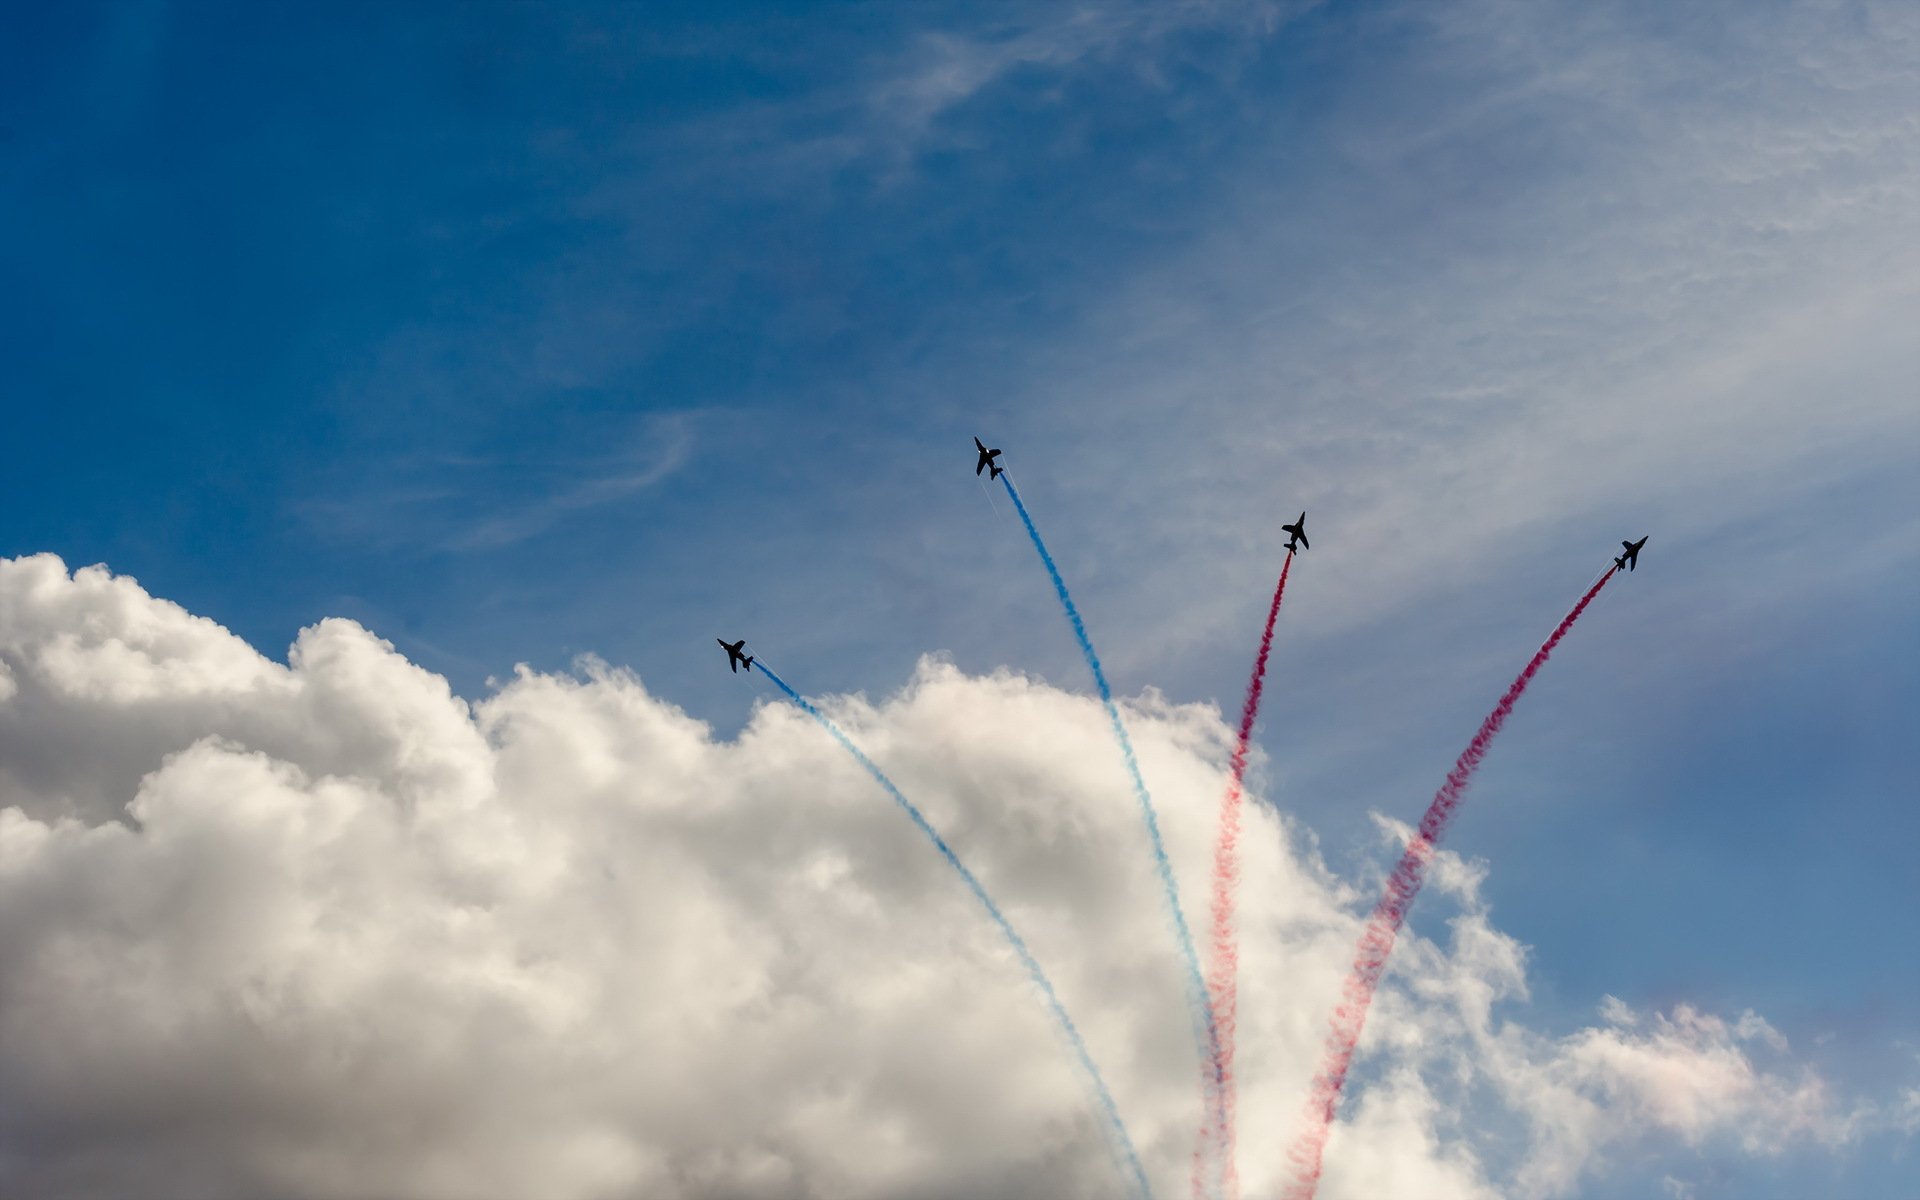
[
  {"left": 716, "top": 638, "right": 754, "bottom": 673},
  {"left": 1616, "top": 536, "right": 1648, "bottom": 572},
  {"left": 1281, "top": 511, "right": 1309, "bottom": 552},
  {"left": 974, "top": 437, "right": 1004, "bottom": 479}
]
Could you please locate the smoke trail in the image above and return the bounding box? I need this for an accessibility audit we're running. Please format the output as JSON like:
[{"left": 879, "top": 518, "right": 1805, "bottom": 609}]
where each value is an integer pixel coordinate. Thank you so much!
[
  {"left": 1190, "top": 548, "right": 1294, "bottom": 1200},
  {"left": 996, "top": 472, "right": 1226, "bottom": 1189},
  {"left": 754, "top": 660, "right": 1155, "bottom": 1200},
  {"left": 1281, "top": 566, "right": 1617, "bottom": 1200}
]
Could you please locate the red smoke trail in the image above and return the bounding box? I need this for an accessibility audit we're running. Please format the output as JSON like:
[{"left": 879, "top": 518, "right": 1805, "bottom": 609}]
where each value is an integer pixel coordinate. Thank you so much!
[
  {"left": 1190, "top": 550, "right": 1294, "bottom": 1200},
  {"left": 1281, "top": 566, "right": 1616, "bottom": 1200}
]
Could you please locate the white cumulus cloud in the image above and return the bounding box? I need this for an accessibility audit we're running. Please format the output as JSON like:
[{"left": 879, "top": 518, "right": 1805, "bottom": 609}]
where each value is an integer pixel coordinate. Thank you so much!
[{"left": 0, "top": 554, "right": 1893, "bottom": 1199}]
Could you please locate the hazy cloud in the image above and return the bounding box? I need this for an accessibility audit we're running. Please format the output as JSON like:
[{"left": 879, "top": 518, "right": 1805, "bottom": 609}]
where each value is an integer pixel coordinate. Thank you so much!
[{"left": 976, "top": 0, "right": 1920, "bottom": 681}]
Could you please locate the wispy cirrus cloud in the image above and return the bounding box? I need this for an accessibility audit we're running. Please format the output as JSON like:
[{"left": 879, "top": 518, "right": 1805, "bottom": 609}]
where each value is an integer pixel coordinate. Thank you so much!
[
  {"left": 861, "top": 0, "right": 1304, "bottom": 160},
  {"left": 300, "top": 412, "right": 698, "bottom": 555},
  {"left": 450, "top": 417, "right": 696, "bottom": 550},
  {"left": 611, "top": 0, "right": 1308, "bottom": 197}
]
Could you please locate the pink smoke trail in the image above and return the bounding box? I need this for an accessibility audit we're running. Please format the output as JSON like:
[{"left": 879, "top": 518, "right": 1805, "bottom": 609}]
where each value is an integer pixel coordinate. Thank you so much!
[
  {"left": 1190, "top": 549, "right": 1294, "bottom": 1200},
  {"left": 1281, "top": 566, "right": 1617, "bottom": 1200}
]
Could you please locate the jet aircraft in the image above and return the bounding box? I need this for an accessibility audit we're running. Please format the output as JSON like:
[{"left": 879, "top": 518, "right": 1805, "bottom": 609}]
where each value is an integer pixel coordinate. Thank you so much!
[
  {"left": 1281, "top": 511, "right": 1309, "bottom": 552},
  {"left": 716, "top": 638, "right": 754, "bottom": 673},
  {"left": 1616, "top": 536, "right": 1648, "bottom": 572},
  {"left": 974, "top": 437, "right": 1004, "bottom": 479}
]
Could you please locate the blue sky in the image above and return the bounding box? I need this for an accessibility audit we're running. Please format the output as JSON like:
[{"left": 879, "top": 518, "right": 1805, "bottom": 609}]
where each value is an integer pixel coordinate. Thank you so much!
[{"left": 4, "top": 2, "right": 1919, "bottom": 1195}]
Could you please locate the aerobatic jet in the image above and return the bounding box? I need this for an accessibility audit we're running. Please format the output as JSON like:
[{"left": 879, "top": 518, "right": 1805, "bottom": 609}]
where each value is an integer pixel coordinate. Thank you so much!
[
  {"left": 716, "top": 638, "right": 754, "bottom": 673},
  {"left": 1616, "top": 536, "right": 1648, "bottom": 572},
  {"left": 1281, "top": 511, "right": 1309, "bottom": 552},
  {"left": 973, "top": 437, "right": 1004, "bottom": 479}
]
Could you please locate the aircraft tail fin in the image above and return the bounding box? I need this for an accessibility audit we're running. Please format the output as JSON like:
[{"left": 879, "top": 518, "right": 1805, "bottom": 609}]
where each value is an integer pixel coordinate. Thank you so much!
[{"left": 744, "top": 655, "right": 755, "bottom": 670}]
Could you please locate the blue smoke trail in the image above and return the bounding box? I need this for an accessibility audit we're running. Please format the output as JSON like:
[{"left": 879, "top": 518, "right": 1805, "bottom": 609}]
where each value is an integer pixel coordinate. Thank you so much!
[
  {"left": 998, "top": 471, "right": 1226, "bottom": 1192},
  {"left": 754, "top": 660, "right": 1155, "bottom": 1200}
]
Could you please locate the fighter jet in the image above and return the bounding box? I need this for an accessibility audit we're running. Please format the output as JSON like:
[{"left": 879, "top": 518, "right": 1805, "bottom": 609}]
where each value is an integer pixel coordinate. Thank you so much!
[
  {"left": 716, "top": 638, "right": 754, "bottom": 673},
  {"left": 973, "top": 437, "right": 1004, "bottom": 479},
  {"left": 1281, "top": 511, "right": 1309, "bottom": 552},
  {"left": 1616, "top": 536, "right": 1648, "bottom": 572}
]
